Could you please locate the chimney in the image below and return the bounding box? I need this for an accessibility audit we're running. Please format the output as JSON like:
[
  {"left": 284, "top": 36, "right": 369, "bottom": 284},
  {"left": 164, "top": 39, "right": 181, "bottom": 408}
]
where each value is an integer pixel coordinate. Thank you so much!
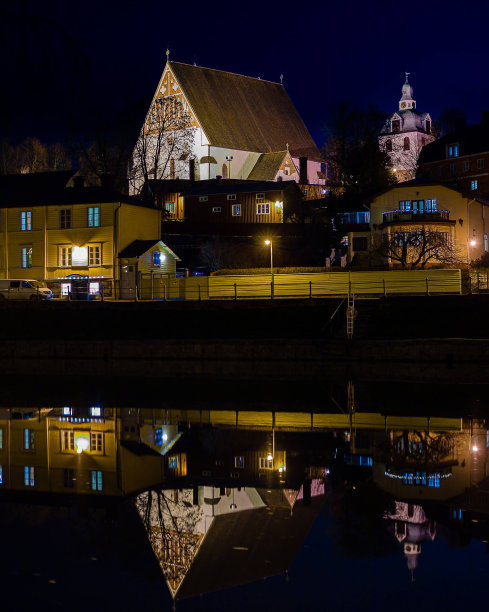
[
  {"left": 72, "top": 176, "right": 85, "bottom": 189},
  {"left": 189, "top": 158, "right": 195, "bottom": 182},
  {"left": 299, "top": 156, "right": 308, "bottom": 184}
]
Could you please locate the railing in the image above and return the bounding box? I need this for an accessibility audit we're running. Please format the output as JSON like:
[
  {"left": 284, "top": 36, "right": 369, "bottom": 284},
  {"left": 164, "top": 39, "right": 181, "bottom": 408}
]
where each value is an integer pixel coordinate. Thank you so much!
[{"left": 382, "top": 210, "right": 450, "bottom": 223}]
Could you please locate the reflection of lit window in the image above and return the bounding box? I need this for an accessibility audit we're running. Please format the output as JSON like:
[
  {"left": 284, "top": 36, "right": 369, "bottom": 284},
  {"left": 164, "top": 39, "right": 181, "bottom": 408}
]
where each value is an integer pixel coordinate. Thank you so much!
[
  {"left": 235, "top": 456, "right": 244, "bottom": 468},
  {"left": 90, "top": 470, "right": 103, "bottom": 491},
  {"left": 24, "top": 466, "right": 35, "bottom": 487},
  {"left": 259, "top": 457, "right": 273, "bottom": 469}
]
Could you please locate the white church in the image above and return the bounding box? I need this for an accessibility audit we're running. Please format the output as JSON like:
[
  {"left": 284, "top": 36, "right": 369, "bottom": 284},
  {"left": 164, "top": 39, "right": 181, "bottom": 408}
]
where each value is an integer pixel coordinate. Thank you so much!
[
  {"left": 379, "top": 74, "right": 434, "bottom": 182},
  {"left": 130, "top": 54, "right": 326, "bottom": 192}
]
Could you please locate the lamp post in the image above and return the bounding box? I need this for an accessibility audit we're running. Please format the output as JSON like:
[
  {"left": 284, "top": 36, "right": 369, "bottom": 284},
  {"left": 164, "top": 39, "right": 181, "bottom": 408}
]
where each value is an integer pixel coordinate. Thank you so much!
[
  {"left": 225, "top": 155, "right": 233, "bottom": 179},
  {"left": 264, "top": 239, "right": 273, "bottom": 297}
]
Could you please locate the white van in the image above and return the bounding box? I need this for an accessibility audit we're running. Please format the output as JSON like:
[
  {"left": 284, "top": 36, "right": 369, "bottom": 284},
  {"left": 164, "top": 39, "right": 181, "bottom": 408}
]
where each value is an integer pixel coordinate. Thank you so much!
[{"left": 0, "top": 279, "right": 53, "bottom": 300}]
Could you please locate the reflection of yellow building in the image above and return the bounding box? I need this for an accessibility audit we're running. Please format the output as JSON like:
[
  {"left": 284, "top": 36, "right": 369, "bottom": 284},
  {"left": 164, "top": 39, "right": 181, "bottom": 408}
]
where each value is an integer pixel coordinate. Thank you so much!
[
  {"left": 0, "top": 408, "right": 165, "bottom": 497},
  {"left": 0, "top": 171, "right": 162, "bottom": 297}
]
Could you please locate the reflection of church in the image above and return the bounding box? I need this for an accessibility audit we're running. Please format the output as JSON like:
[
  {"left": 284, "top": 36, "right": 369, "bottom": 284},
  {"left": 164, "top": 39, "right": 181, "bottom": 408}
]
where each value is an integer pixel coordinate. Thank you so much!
[{"left": 384, "top": 501, "right": 436, "bottom": 579}]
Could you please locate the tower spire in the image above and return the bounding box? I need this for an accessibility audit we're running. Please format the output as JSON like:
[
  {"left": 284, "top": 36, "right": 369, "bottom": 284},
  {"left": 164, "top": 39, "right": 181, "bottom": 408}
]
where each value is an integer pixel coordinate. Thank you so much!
[
  {"left": 405, "top": 71, "right": 410, "bottom": 84},
  {"left": 166, "top": 48, "right": 170, "bottom": 63}
]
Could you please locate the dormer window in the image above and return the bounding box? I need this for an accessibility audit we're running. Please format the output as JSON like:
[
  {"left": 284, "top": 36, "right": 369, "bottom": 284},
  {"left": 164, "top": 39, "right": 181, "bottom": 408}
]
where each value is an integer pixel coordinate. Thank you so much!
[
  {"left": 425, "top": 119, "right": 431, "bottom": 134},
  {"left": 392, "top": 119, "right": 401, "bottom": 133},
  {"left": 447, "top": 144, "right": 459, "bottom": 158}
]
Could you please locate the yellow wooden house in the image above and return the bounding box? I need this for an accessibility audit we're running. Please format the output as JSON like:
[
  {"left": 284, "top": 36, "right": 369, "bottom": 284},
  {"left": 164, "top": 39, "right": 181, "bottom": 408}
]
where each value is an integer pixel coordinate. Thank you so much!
[{"left": 0, "top": 171, "right": 169, "bottom": 297}]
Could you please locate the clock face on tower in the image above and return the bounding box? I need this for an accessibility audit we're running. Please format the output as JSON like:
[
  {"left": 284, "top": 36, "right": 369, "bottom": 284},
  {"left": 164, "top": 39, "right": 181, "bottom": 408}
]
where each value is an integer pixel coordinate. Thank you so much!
[{"left": 401, "top": 102, "right": 407, "bottom": 109}]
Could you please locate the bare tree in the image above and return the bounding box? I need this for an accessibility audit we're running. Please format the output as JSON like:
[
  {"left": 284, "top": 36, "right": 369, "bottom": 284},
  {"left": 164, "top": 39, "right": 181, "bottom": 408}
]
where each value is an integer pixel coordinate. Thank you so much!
[
  {"left": 129, "top": 96, "right": 195, "bottom": 199},
  {"left": 0, "top": 137, "right": 71, "bottom": 174},
  {"left": 374, "top": 228, "right": 461, "bottom": 269}
]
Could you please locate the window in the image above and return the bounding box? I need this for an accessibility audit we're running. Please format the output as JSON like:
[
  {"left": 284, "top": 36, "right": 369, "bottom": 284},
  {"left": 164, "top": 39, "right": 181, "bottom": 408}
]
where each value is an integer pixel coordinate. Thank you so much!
[
  {"left": 63, "top": 468, "right": 75, "bottom": 489},
  {"left": 485, "top": 234, "right": 488, "bottom": 252},
  {"left": 385, "top": 140, "right": 392, "bottom": 152},
  {"left": 232, "top": 204, "right": 241, "bottom": 216},
  {"left": 284, "top": 167, "right": 289, "bottom": 176},
  {"left": 426, "top": 199, "right": 437, "bottom": 211},
  {"left": 477, "top": 159, "right": 485, "bottom": 169},
  {"left": 425, "top": 119, "right": 431, "bottom": 133},
  {"left": 62, "top": 407, "right": 72, "bottom": 416},
  {"left": 88, "top": 245, "right": 101, "bottom": 265},
  {"left": 403, "top": 137, "right": 410, "bottom": 151},
  {"left": 411, "top": 200, "right": 425, "bottom": 213},
  {"left": 259, "top": 457, "right": 273, "bottom": 469},
  {"left": 447, "top": 144, "right": 459, "bottom": 158},
  {"left": 256, "top": 193, "right": 265, "bottom": 200},
  {"left": 450, "top": 163, "right": 456, "bottom": 175},
  {"left": 235, "top": 456, "right": 244, "bottom": 468},
  {"left": 471, "top": 180, "right": 478, "bottom": 191},
  {"left": 168, "top": 456, "right": 178, "bottom": 468},
  {"left": 257, "top": 203, "right": 270, "bottom": 215},
  {"left": 152, "top": 251, "right": 161, "bottom": 267},
  {"left": 59, "top": 246, "right": 72, "bottom": 267},
  {"left": 90, "top": 407, "right": 102, "bottom": 417},
  {"left": 0, "top": 428, "right": 3, "bottom": 449},
  {"left": 463, "top": 161, "right": 470, "bottom": 172},
  {"left": 24, "top": 466, "right": 35, "bottom": 487},
  {"left": 227, "top": 194, "right": 236, "bottom": 200},
  {"left": 165, "top": 202, "right": 175, "bottom": 213},
  {"left": 90, "top": 470, "right": 103, "bottom": 491},
  {"left": 23, "top": 429, "right": 35, "bottom": 451},
  {"left": 61, "top": 430, "right": 74, "bottom": 452},
  {"left": 90, "top": 432, "right": 103, "bottom": 453},
  {"left": 155, "top": 428, "right": 163, "bottom": 445},
  {"left": 21, "top": 247, "right": 32, "bottom": 268},
  {"left": 399, "top": 200, "right": 411, "bottom": 211},
  {"left": 198, "top": 196, "right": 208, "bottom": 202},
  {"left": 0, "top": 465, "right": 2, "bottom": 485},
  {"left": 391, "top": 119, "right": 400, "bottom": 133},
  {"left": 89, "top": 282, "right": 99, "bottom": 295},
  {"left": 20, "top": 211, "right": 32, "bottom": 231},
  {"left": 352, "top": 237, "right": 368, "bottom": 252},
  {"left": 87, "top": 207, "right": 100, "bottom": 227},
  {"left": 60, "top": 209, "right": 72, "bottom": 229},
  {"left": 212, "top": 207, "right": 222, "bottom": 213}
]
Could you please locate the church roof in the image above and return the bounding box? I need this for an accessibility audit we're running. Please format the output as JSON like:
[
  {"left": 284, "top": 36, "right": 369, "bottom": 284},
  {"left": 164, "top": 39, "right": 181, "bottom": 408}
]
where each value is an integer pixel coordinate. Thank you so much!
[
  {"left": 247, "top": 151, "right": 289, "bottom": 181},
  {"left": 169, "top": 62, "right": 322, "bottom": 161}
]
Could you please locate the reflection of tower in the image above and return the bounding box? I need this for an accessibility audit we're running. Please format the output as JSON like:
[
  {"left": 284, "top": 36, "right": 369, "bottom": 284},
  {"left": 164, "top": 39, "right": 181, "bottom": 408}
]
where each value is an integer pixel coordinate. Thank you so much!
[{"left": 385, "top": 501, "right": 436, "bottom": 581}]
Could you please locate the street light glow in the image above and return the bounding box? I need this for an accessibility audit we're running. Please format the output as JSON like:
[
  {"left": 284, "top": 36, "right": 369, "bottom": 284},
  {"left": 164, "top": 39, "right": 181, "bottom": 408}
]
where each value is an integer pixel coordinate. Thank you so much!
[
  {"left": 264, "top": 240, "right": 270, "bottom": 245},
  {"left": 470, "top": 240, "right": 476, "bottom": 246}
]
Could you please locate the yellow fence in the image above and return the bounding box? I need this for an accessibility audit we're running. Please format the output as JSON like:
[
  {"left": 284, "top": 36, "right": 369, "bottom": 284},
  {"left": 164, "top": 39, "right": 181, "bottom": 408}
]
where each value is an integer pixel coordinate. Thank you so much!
[{"left": 139, "top": 269, "right": 461, "bottom": 300}]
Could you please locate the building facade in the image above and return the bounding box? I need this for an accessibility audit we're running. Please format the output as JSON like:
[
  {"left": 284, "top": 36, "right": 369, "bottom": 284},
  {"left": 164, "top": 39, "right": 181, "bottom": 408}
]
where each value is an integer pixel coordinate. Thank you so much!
[{"left": 379, "top": 75, "right": 434, "bottom": 182}]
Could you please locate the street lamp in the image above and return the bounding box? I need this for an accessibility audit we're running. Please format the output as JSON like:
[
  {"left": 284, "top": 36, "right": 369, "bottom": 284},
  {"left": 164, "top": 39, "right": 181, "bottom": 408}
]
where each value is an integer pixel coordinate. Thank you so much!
[
  {"left": 264, "top": 239, "right": 273, "bottom": 281},
  {"left": 225, "top": 155, "right": 233, "bottom": 179}
]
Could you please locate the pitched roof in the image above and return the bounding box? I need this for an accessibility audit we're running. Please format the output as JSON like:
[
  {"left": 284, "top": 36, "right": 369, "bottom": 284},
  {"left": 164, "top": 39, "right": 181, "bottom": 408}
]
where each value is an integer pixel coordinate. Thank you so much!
[
  {"left": 418, "top": 121, "right": 489, "bottom": 165},
  {"left": 181, "top": 179, "right": 298, "bottom": 197},
  {"left": 170, "top": 62, "right": 322, "bottom": 160},
  {"left": 119, "top": 239, "right": 181, "bottom": 260},
  {"left": 247, "top": 151, "right": 289, "bottom": 181}
]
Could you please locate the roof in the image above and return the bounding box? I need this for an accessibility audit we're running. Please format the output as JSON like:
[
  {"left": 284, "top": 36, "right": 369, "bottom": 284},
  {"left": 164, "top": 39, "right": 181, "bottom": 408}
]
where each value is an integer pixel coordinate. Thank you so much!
[
  {"left": 418, "top": 120, "right": 489, "bottom": 165},
  {"left": 247, "top": 151, "right": 289, "bottom": 181},
  {"left": 120, "top": 440, "right": 161, "bottom": 456},
  {"left": 182, "top": 179, "right": 298, "bottom": 198},
  {"left": 0, "top": 171, "right": 155, "bottom": 209},
  {"left": 175, "top": 495, "right": 324, "bottom": 600},
  {"left": 169, "top": 62, "right": 322, "bottom": 160},
  {"left": 368, "top": 178, "right": 489, "bottom": 206},
  {"left": 119, "top": 239, "right": 181, "bottom": 260}
]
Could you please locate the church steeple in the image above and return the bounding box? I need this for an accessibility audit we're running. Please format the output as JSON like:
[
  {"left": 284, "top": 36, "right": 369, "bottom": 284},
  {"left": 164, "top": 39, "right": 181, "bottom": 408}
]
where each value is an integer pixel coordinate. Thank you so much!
[{"left": 399, "top": 73, "right": 416, "bottom": 111}]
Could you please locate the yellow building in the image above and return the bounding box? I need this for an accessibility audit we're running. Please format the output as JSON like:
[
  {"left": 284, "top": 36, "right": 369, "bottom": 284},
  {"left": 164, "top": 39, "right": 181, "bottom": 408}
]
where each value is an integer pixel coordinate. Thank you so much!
[
  {"left": 0, "top": 171, "right": 168, "bottom": 297},
  {"left": 350, "top": 181, "right": 489, "bottom": 266}
]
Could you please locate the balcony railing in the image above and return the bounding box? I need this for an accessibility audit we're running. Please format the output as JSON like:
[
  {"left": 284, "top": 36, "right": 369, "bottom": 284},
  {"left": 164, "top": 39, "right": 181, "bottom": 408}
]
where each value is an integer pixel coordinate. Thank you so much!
[{"left": 382, "top": 209, "right": 450, "bottom": 223}]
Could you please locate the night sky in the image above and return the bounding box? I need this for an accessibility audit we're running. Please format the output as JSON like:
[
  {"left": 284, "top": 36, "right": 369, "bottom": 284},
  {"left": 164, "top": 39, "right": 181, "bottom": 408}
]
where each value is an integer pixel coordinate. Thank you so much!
[{"left": 2, "top": 0, "right": 489, "bottom": 147}]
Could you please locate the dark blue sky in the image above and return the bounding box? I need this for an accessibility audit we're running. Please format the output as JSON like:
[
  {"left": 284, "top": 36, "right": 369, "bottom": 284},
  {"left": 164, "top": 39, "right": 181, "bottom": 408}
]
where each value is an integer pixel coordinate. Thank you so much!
[{"left": 2, "top": 0, "right": 489, "bottom": 146}]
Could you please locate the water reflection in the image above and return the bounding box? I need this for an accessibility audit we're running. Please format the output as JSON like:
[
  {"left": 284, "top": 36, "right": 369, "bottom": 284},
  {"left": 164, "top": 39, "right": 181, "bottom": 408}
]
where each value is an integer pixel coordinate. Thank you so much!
[{"left": 0, "top": 404, "right": 489, "bottom": 607}]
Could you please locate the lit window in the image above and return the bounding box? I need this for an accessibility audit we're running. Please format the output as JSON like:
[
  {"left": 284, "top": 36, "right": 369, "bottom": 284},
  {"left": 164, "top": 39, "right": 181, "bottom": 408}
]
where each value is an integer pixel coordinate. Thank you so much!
[
  {"left": 447, "top": 144, "right": 459, "bottom": 158},
  {"left": 90, "top": 432, "right": 103, "bottom": 453},
  {"left": 235, "top": 456, "right": 244, "bottom": 468},
  {"left": 20, "top": 211, "right": 32, "bottom": 231},
  {"left": 212, "top": 207, "right": 222, "bottom": 213},
  {"left": 24, "top": 466, "right": 35, "bottom": 487},
  {"left": 23, "top": 429, "right": 35, "bottom": 451},
  {"left": 21, "top": 247, "right": 32, "bottom": 269},
  {"left": 257, "top": 203, "right": 270, "bottom": 215},
  {"left": 259, "top": 457, "right": 273, "bottom": 469},
  {"left": 61, "top": 430, "right": 74, "bottom": 452},
  {"left": 90, "top": 407, "right": 102, "bottom": 417},
  {"left": 426, "top": 199, "right": 437, "bottom": 211},
  {"left": 477, "top": 159, "right": 484, "bottom": 169},
  {"left": 168, "top": 456, "right": 178, "bottom": 468},
  {"left": 59, "top": 246, "right": 72, "bottom": 267},
  {"left": 471, "top": 180, "right": 478, "bottom": 191},
  {"left": 60, "top": 209, "right": 72, "bottom": 229},
  {"left": 232, "top": 204, "right": 241, "bottom": 216},
  {"left": 89, "top": 282, "right": 99, "bottom": 295},
  {"left": 155, "top": 428, "right": 163, "bottom": 445},
  {"left": 61, "top": 283, "right": 71, "bottom": 296},
  {"left": 227, "top": 194, "right": 236, "bottom": 201},
  {"left": 0, "top": 465, "right": 3, "bottom": 485},
  {"left": 62, "top": 407, "right": 72, "bottom": 416},
  {"left": 399, "top": 200, "right": 411, "bottom": 211},
  {"left": 87, "top": 207, "right": 100, "bottom": 227},
  {"left": 484, "top": 234, "right": 488, "bottom": 252},
  {"left": 153, "top": 251, "right": 161, "bottom": 266},
  {"left": 90, "top": 470, "right": 103, "bottom": 491},
  {"left": 88, "top": 245, "right": 101, "bottom": 265},
  {"left": 165, "top": 202, "right": 175, "bottom": 213}
]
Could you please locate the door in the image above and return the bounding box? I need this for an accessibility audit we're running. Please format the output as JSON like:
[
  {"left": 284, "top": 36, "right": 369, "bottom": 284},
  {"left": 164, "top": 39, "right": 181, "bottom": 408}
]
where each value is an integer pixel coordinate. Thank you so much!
[{"left": 120, "top": 264, "right": 137, "bottom": 299}]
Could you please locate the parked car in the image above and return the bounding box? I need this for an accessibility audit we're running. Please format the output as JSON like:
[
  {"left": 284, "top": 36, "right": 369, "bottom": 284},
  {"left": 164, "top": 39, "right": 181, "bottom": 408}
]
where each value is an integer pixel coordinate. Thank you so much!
[{"left": 0, "top": 279, "right": 53, "bottom": 300}]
